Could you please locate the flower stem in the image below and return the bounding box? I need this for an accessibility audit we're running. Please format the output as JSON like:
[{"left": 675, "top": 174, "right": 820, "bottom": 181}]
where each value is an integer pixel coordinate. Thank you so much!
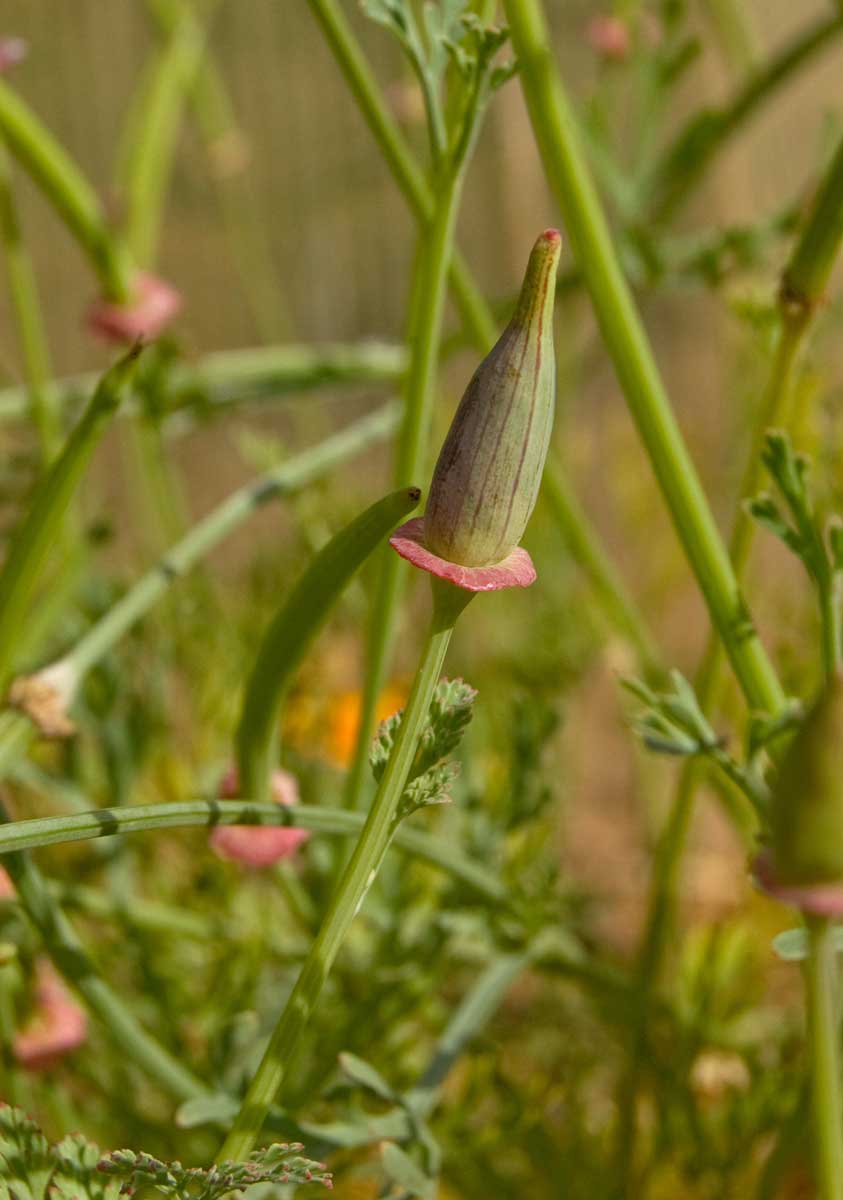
[
  {"left": 0, "top": 798, "right": 505, "bottom": 904},
  {"left": 217, "top": 582, "right": 466, "bottom": 1161},
  {"left": 0, "top": 143, "right": 59, "bottom": 463},
  {"left": 806, "top": 915, "right": 843, "bottom": 1200},
  {"left": 0, "top": 77, "right": 134, "bottom": 301},
  {"left": 504, "top": 0, "right": 784, "bottom": 717}
]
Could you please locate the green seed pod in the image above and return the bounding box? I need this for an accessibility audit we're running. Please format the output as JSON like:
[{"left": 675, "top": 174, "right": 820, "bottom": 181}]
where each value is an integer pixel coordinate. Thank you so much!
[
  {"left": 424, "top": 229, "right": 561, "bottom": 568},
  {"left": 770, "top": 673, "right": 843, "bottom": 887}
]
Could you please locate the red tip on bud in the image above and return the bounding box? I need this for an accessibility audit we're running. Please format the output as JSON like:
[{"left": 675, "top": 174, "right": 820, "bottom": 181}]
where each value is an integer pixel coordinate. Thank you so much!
[
  {"left": 87, "top": 272, "right": 182, "bottom": 343},
  {"left": 586, "top": 16, "right": 630, "bottom": 62}
]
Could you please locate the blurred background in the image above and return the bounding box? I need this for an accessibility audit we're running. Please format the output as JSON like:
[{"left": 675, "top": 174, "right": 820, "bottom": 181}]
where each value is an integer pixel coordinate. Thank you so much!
[{"left": 1, "top": 2, "right": 843, "bottom": 1196}]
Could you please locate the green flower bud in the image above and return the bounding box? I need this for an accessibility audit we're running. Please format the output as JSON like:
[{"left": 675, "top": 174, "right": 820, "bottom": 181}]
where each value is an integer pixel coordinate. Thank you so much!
[
  {"left": 424, "top": 229, "right": 561, "bottom": 568},
  {"left": 769, "top": 673, "right": 843, "bottom": 891}
]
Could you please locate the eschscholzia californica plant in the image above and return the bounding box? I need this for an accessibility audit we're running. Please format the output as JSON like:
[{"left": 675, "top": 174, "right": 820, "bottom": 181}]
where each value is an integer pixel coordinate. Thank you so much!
[
  {"left": 210, "top": 766, "right": 309, "bottom": 868},
  {"left": 218, "top": 231, "right": 562, "bottom": 1161},
  {"left": 391, "top": 228, "right": 561, "bottom": 594}
]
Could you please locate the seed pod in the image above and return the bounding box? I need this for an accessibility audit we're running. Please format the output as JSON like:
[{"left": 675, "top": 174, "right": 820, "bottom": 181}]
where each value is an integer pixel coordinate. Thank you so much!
[
  {"left": 757, "top": 672, "right": 843, "bottom": 914},
  {"left": 391, "top": 230, "right": 560, "bottom": 593}
]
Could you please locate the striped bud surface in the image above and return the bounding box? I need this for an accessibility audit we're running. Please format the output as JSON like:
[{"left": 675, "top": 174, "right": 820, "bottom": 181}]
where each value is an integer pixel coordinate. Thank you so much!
[
  {"left": 770, "top": 672, "right": 843, "bottom": 887},
  {"left": 424, "top": 229, "right": 561, "bottom": 568}
]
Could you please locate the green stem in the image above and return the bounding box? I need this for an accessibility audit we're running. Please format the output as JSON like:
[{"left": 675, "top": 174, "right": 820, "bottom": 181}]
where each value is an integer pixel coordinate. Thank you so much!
[
  {"left": 504, "top": 0, "right": 784, "bottom": 716},
  {"left": 142, "top": 0, "right": 294, "bottom": 339},
  {"left": 341, "top": 170, "right": 462, "bottom": 812},
  {"left": 0, "top": 341, "right": 408, "bottom": 426},
  {"left": 0, "top": 77, "right": 134, "bottom": 300},
  {"left": 0, "top": 143, "right": 59, "bottom": 462},
  {"left": 217, "top": 581, "right": 467, "bottom": 1161},
  {"left": 700, "top": 0, "right": 760, "bottom": 77},
  {"left": 806, "top": 915, "right": 843, "bottom": 1200},
  {"left": 0, "top": 799, "right": 505, "bottom": 905},
  {"left": 541, "top": 462, "right": 659, "bottom": 671},
  {"left": 121, "top": 0, "right": 216, "bottom": 265}
]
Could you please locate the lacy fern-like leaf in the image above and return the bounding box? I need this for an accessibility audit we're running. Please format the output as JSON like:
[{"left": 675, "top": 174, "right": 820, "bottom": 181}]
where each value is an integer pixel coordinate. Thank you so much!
[
  {"left": 98, "top": 1144, "right": 332, "bottom": 1196},
  {"left": 0, "top": 1107, "right": 330, "bottom": 1199},
  {"left": 370, "top": 678, "right": 476, "bottom": 817}
]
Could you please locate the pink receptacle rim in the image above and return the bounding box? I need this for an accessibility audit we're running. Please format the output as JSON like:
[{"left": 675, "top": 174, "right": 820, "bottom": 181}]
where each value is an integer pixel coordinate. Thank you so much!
[{"left": 389, "top": 518, "right": 536, "bottom": 593}]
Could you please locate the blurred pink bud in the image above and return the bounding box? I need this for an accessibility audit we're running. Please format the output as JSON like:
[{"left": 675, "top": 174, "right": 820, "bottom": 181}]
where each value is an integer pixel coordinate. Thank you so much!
[
  {"left": 210, "top": 767, "right": 309, "bottom": 868},
  {"left": 0, "top": 38, "right": 27, "bottom": 74},
  {"left": 14, "top": 961, "right": 87, "bottom": 1071},
  {"left": 586, "top": 15, "right": 630, "bottom": 62},
  {"left": 0, "top": 866, "right": 15, "bottom": 899},
  {"left": 87, "top": 272, "right": 182, "bottom": 343}
]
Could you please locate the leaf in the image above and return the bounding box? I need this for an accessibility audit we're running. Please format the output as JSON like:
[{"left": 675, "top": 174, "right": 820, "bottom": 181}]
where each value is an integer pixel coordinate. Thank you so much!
[
  {"left": 380, "top": 1142, "right": 436, "bottom": 1199},
  {"left": 174, "top": 1092, "right": 239, "bottom": 1129},
  {"left": 772, "top": 926, "right": 843, "bottom": 962},
  {"left": 0, "top": 1105, "right": 53, "bottom": 1200},
  {"left": 339, "top": 1051, "right": 397, "bottom": 1102},
  {"left": 237, "top": 486, "right": 421, "bottom": 803}
]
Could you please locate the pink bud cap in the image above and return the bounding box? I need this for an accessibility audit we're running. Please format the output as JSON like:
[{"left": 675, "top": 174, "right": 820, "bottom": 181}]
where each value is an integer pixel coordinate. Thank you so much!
[
  {"left": 0, "top": 865, "right": 15, "bottom": 899},
  {"left": 0, "top": 37, "right": 27, "bottom": 73},
  {"left": 14, "top": 961, "right": 87, "bottom": 1071},
  {"left": 587, "top": 15, "right": 630, "bottom": 61},
  {"left": 210, "top": 766, "right": 309, "bottom": 868},
  {"left": 87, "top": 272, "right": 182, "bottom": 343},
  {"left": 390, "top": 517, "right": 536, "bottom": 592}
]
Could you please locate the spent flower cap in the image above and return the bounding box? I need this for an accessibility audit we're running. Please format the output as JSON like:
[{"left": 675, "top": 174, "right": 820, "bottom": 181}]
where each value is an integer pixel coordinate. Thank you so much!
[
  {"left": 210, "top": 766, "right": 309, "bottom": 868},
  {"left": 756, "top": 672, "right": 843, "bottom": 914},
  {"left": 391, "top": 229, "right": 560, "bottom": 593},
  {"left": 87, "top": 272, "right": 182, "bottom": 343}
]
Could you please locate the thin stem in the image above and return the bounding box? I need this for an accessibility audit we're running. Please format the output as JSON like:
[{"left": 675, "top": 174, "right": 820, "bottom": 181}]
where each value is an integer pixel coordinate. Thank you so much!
[
  {"left": 0, "top": 799, "right": 505, "bottom": 905},
  {"left": 504, "top": 0, "right": 785, "bottom": 716},
  {"left": 341, "top": 170, "right": 462, "bottom": 812},
  {"left": 541, "top": 462, "right": 659, "bottom": 671},
  {"left": 121, "top": 0, "right": 216, "bottom": 264},
  {"left": 144, "top": 0, "right": 294, "bottom": 339},
  {"left": 0, "top": 341, "right": 408, "bottom": 427},
  {"left": 217, "top": 586, "right": 463, "bottom": 1161},
  {"left": 700, "top": 0, "right": 760, "bottom": 77},
  {"left": 0, "top": 143, "right": 59, "bottom": 462},
  {"left": 806, "top": 915, "right": 843, "bottom": 1200},
  {"left": 0, "top": 78, "right": 134, "bottom": 300}
]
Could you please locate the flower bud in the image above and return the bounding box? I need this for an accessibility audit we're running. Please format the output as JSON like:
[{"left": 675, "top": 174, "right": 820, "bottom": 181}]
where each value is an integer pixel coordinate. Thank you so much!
[
  {"left": 391, "top": 230, "right": 560, "bottom": 593},
  {"left": 757, "top": 673, "right": 843, "bottom": 914}
]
